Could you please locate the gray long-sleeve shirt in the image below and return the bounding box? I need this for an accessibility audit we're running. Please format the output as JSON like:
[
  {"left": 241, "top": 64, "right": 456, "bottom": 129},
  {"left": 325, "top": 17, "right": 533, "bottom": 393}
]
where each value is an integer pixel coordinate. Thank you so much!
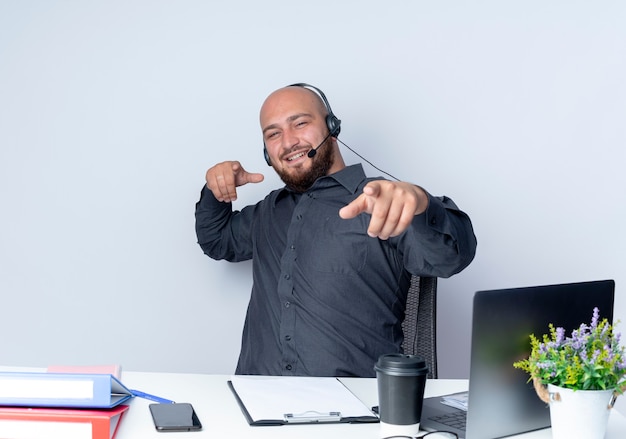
[{"left": 195, "top": 164, "right": 477, "bottom": 377}]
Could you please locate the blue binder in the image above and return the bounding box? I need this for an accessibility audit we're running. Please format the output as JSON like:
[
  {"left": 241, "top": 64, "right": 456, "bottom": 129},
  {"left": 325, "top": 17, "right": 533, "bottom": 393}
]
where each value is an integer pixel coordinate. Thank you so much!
[{"left": 0, "top": 371, "right": 133, "bottom": 408}]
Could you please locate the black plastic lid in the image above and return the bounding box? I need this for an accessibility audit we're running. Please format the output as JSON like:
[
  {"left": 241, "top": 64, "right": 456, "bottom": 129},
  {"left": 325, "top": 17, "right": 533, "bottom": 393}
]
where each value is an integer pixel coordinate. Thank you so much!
[{"left": 374, "top": 353, "right": 429, "bottom": 376}]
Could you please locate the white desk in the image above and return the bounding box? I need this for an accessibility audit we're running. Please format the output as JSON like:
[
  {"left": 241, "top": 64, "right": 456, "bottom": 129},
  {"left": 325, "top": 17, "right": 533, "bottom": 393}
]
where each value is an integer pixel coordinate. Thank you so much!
[
  {"left": 113, "top": 371, "right": 626, "bottom": 439},
  {"left": 1, "top": 367, "right": 624, "bottom": 438}
]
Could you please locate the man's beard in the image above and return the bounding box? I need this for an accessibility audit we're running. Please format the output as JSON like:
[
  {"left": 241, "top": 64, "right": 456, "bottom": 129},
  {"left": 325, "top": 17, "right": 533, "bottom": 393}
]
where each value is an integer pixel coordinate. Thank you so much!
[{"left": 274, "top": 138, "right": 334, "bottom": 193}]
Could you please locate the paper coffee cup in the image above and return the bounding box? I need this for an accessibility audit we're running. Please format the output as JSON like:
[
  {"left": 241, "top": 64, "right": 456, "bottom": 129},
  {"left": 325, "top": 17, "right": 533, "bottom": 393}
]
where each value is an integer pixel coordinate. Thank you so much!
[{"left": 375, "top": 354, "right": 429, "bottom": 437}]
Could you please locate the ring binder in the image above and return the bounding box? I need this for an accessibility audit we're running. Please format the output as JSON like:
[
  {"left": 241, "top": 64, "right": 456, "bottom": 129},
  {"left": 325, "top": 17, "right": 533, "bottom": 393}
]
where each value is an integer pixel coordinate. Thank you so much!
[{"left": 0, "top": 371, "right": 133, "bottom": 408}]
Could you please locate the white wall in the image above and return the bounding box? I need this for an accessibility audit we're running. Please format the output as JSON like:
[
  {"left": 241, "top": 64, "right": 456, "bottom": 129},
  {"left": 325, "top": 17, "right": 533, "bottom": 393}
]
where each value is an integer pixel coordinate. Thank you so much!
[{"left": 1, "top": 0, "right": 625, "bottom": 406}]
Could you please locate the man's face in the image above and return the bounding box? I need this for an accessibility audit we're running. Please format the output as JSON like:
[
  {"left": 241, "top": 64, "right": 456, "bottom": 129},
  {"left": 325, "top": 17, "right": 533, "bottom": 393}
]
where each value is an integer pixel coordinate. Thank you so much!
[{"left": 260, "top": 87, "right": 336, "bottom": 192}]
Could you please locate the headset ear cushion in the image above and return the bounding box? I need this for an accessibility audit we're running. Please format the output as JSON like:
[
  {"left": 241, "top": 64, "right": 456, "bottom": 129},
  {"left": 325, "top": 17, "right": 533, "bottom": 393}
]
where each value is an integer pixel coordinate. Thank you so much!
[
  {"left": 327, "top": 115, "right": 341, "bottom": 137},
  {"left": 263, "top": 144, "right": 272, "bottom": 166}
]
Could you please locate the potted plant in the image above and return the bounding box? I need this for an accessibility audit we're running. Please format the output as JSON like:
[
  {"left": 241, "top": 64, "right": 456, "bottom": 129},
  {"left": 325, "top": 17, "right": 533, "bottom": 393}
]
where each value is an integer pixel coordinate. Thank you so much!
[{"left": 514, "top": 307, "right": 626, "bottom": 439}]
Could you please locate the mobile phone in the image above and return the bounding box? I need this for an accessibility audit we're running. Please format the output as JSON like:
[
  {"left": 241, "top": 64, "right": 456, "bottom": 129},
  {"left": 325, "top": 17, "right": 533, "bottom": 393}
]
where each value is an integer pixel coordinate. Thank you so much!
[{"left": 149, "top": 403, "right": 202, "bottom": 432}]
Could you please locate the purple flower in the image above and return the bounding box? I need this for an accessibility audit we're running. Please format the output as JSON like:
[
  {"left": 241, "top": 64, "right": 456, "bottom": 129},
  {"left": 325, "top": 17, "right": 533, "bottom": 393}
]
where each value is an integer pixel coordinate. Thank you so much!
[
  {"left": 569, "top": 332, "right": 586, "bottom": 350},
  {"left": 591, "top": 349, "right": 601, "bottom": 363},
  {"left": 536, "top": 361, "right": 554, "bottom": 371},
  {"left": 555, "top": 327, "right": 565, "bottom": 345},
  {"left": 591, "top": 307, "right": 600, "bottom": 329}
]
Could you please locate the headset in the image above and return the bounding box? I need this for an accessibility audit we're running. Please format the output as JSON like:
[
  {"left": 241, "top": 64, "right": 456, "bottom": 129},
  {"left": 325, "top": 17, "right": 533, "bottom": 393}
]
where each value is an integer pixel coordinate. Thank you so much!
[{"left": 263, "top": 83, "right": 342, "bottom": 166}]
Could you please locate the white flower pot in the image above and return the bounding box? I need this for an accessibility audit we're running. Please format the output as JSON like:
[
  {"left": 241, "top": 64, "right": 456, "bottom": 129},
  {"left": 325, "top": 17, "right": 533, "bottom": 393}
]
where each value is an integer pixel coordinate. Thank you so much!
[{"left": 547, "top": 384, "right": 614, "bottom": 439}]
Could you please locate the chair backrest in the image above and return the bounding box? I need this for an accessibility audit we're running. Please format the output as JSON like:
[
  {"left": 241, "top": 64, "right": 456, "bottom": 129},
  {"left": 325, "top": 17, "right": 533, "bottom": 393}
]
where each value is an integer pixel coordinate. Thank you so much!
[{"left": 401, "top": 275, "right": 438, "bottom": 379}]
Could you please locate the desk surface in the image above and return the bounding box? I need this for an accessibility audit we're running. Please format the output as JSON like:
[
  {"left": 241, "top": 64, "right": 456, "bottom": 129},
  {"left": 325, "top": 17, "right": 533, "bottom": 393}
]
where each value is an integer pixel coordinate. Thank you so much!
[
  {"left": 115, "top": 371, "right": 626, "bottom": 439},
  {"left": 1, "top": 368, "right": 625, "bottom": 438}
]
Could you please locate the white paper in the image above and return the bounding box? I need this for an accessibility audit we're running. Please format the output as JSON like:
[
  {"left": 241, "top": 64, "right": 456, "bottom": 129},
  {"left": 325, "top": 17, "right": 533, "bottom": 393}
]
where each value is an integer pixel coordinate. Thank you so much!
[
  {"left": 0, "top": 377, "right": 94, "bottom": 399},
  {"left": 0, "top": 420, "right": 92, "bottom": 439},
  {"left": 441, "top": 391, "right": 469, "bottom": 412}
]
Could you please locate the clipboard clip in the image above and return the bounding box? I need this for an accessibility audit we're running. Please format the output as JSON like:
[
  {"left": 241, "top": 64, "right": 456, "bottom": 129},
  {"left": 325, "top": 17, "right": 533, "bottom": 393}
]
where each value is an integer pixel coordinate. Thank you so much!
[{"left": 284, "top": 410, "right": 342, "bottom": 423}]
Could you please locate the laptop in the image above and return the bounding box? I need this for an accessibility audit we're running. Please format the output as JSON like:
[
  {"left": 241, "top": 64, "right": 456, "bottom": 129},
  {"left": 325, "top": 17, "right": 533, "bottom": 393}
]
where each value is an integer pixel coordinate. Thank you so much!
[{"left": 420, "top": 279, "right": 615, "bottom": 439}]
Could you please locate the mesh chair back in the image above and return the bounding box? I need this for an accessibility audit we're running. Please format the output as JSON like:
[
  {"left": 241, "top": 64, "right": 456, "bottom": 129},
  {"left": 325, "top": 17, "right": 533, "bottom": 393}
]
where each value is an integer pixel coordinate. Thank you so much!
[{"left": 401, "top": 275, "right": 438, "bottom": 379}]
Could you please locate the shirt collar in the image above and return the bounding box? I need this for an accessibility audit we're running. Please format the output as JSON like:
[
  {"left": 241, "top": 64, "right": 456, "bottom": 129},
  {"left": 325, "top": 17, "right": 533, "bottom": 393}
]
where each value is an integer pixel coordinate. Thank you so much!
[{"left": 273, "top": 164, "right": 366, "bottom": 206}]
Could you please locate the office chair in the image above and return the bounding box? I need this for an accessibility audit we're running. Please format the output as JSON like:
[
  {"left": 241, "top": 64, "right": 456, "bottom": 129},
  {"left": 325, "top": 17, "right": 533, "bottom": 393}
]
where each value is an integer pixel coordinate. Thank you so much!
[{"left": 401, "top": 275, "right": 438, "bottom": 379}]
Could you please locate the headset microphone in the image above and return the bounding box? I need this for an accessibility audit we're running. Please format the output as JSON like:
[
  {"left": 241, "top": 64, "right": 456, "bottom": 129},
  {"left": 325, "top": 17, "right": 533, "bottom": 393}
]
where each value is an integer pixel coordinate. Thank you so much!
[{"left": 307, "top": 130, "right": 334, "bottom": 158}]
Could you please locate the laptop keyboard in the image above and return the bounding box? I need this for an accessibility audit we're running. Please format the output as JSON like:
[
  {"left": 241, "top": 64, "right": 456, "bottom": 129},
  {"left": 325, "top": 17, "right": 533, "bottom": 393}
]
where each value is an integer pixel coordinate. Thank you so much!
[{"left": 428, "top": 411, "right": 467, "bottom": 430}]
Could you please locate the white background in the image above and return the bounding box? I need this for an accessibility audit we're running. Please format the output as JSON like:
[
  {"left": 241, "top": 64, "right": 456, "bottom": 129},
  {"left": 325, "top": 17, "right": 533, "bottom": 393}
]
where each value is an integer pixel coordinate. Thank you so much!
[{"left": 1, "top": 0, "right": 624, "bottom": 413}]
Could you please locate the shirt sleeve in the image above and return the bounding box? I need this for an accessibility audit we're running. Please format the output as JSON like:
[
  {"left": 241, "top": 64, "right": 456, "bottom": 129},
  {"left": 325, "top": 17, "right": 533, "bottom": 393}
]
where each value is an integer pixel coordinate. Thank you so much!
[
  {"left": 398, "top": 192, "right": 477, "bottom": 278},
  {"left": 194, "top": 185, "right": 255, "bottom": 262}
]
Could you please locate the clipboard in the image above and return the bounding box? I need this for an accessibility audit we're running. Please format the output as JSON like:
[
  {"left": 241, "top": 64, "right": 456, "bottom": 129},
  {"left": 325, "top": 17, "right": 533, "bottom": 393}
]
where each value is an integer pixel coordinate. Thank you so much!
[{"left": 227, "top": 376, "right": 379, "bottom": 426}]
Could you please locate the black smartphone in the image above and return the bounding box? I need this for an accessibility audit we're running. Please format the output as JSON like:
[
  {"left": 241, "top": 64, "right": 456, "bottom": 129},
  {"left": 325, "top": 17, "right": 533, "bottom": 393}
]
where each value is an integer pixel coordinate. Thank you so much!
[{"left": 149, "top": 403, "right": 202, "bottom": 432}]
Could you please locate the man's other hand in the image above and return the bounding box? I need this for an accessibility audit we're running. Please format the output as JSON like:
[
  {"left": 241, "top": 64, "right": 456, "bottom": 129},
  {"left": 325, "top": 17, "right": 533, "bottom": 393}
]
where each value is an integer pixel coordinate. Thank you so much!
[{"left": 205, "top": 161, "right": 264, "bottom": 202}]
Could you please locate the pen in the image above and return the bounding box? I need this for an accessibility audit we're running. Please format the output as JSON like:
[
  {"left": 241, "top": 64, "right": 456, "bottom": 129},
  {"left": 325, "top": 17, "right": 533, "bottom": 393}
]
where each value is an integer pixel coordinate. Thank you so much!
[{"left": 131, "top": 389, "right": 175, "bottom": 404}]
